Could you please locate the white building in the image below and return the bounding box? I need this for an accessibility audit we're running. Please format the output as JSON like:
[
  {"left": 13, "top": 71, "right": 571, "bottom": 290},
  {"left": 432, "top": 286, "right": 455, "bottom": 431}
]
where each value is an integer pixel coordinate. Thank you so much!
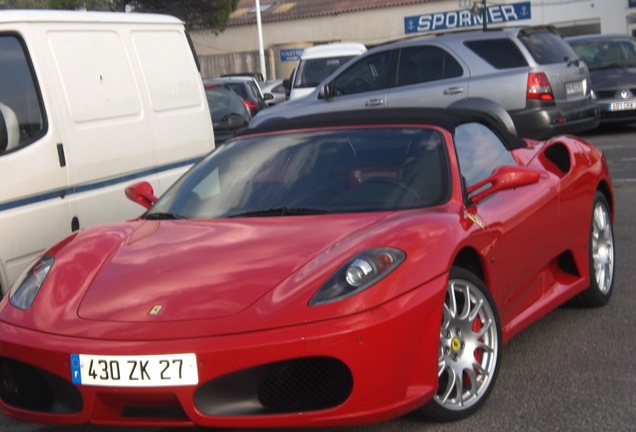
[{"left": 190, "top": 0, "right": 633, "bottom": 80}]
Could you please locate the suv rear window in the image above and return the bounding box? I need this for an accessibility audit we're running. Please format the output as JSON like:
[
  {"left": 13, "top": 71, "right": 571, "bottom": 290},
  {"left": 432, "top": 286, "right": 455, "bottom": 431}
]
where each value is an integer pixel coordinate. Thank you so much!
[
  {"left": 517, "top": 29, "right": 578, "bottom": 65},
  {"left": 464, "top": 39, "right": 528, "bottom": 69}
]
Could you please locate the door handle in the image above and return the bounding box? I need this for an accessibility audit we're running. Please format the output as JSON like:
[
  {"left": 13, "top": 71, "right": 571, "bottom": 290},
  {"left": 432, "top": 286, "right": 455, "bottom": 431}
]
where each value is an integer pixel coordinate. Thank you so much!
[
  {"left": 443, "top": 87, "right": 465, "bottom": 95},
  {"left": 365, "top": 98, "right": 386, "bottom": 107}
]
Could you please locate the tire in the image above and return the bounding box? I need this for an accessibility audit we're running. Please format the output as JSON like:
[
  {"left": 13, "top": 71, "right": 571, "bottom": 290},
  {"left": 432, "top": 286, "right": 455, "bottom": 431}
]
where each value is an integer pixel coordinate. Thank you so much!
[
  {"left": 572, "top": 192, "right": 615, "bottom": 307},
  {"left": 419, "top": 267, "right": 501, "bottom": 421}
]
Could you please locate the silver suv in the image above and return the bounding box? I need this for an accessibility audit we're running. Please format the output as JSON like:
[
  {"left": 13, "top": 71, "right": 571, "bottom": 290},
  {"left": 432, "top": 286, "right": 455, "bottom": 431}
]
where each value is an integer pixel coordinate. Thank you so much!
[{"left": 251, "top": 26, "right": 599, "bottom": 139}]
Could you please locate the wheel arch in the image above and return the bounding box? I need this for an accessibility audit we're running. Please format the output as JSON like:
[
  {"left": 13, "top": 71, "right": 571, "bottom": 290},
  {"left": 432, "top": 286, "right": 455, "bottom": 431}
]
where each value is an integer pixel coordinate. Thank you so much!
[
  {"left": 452, "top": 247, "right": 485, "bottom": 284},
  {"left": 596, "top": 180, "right": 614, "bottom": 219}
]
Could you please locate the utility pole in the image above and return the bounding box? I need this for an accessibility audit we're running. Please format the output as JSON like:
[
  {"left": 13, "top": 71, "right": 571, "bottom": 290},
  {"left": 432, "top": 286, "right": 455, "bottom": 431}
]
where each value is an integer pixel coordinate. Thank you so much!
[
  {"left": 481, "top": 0, "right": 487, "bottom": 30},
  {"left": 255, "top": 0, "right": 267, "bottom": 80}
]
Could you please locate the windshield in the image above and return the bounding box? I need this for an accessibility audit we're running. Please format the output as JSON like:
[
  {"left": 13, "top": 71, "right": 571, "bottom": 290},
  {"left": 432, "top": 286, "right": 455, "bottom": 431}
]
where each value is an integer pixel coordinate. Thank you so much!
[
  {"left": 570, "top": 38, "right": 636, "bottom": 70},
  {"left": 294, "top": 55, "right": 356, "bottom": 88},
  {"left": 146, "top": 127, "right": 450, "bottom": 219},
  {"left": 519, "top": 29, "right": 579, "bottom": 65},
  {"left": 206, "top": 87, "right": 247, "bottom": 123}
]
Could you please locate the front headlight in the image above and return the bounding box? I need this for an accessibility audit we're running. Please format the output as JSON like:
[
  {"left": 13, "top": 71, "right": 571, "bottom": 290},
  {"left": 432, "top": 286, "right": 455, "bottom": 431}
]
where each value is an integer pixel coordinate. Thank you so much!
[
  {"left": 309, "top": 248, "right": 405, "bottom": 306},
  {"left": 10, "top": 256, "right": 54, "bottom": 310}
]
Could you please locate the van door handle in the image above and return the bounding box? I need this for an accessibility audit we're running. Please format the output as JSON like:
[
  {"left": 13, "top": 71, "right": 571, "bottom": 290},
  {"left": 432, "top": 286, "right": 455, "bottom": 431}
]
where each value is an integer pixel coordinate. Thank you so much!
[
  {"left": 365, "top": 98, "right": 386, "bottom": 107},
  {"left": 443, "top": 87, "right": 465, "bottom": 95},
  {"left": 57, "top": 143, "right": 66, "bottom": 167}
]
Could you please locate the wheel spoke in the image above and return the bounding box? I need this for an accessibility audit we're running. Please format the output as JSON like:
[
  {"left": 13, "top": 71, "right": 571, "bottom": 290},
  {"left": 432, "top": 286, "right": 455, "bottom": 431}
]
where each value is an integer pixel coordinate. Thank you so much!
[
  {"left": 591, "top": 201, "right": 614, "bottom": 294},
  {"left": 434, "top": 275, "right": 500, "bottom": 414}
]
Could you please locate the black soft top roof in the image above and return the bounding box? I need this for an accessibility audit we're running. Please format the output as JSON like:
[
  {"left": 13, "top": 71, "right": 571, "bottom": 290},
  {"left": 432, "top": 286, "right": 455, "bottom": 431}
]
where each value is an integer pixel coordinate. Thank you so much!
[{"left": 242, "top": 108, "right": 528, "bottom": 150}]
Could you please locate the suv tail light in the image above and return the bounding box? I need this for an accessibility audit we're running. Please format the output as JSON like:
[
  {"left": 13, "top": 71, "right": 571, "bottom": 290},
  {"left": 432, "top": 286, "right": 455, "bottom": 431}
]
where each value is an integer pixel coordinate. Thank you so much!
[
  {"left": 243, "top": 100, "right": 258, "bottom": 112},
  {"left": 526, "top": 72, "right": 554, "bottom": 101}
]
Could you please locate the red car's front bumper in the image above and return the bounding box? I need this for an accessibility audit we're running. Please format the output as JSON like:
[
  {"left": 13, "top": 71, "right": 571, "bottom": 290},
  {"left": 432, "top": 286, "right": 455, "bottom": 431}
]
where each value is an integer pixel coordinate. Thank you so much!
[{"left": 0, "top": 274, "right": 446, "bottom": 428}]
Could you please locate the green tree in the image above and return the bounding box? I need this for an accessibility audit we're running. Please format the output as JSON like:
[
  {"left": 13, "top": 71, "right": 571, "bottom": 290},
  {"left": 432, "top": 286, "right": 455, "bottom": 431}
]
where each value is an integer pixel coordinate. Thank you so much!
[
  {"left": 0, "top": 0, "right": 47, "bottom": 8},
  {"left": 130, "top": 0, "right": 239, "bottom": 31},
  {"left": 46, "top": 0, "right": 125, "bottom": 10},
  {"left": 44, "top": 0, "right": 239, "bottom": 30}
]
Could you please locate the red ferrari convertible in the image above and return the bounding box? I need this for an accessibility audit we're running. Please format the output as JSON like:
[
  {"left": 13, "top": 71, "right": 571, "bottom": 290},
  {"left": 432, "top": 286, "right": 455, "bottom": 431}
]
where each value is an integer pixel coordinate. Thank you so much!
[{"left": 0, "top": 108, "right": 614, "bottom": 427}]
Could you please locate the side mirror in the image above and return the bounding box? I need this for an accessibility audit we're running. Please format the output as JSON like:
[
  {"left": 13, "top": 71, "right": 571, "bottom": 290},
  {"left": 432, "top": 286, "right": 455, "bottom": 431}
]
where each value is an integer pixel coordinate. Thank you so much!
[
  {"left": 319, "top": 81, "right": 334, "bottom": 99},
  {"left": 125, "top": 181, "right": 158, "bottom": 209},
  {"left": 0, "top": 103, "right": 20, "bottom": 152},
  {"left": 467, "top": 165, "right": 541, "bottom": 204}
]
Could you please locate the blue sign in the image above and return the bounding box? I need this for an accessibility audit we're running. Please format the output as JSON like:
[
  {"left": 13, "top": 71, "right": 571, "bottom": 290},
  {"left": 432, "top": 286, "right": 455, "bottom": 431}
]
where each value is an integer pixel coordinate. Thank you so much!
[
  {"left": 280, "top": 48, "right": 304, "bottom": 62},
  {"left": 404, "top": 1, "right": 531, "bottom": 34}
]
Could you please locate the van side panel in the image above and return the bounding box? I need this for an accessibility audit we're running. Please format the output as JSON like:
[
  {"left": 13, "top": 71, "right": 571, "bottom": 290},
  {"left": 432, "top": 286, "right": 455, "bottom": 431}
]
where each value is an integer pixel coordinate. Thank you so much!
[
  {"left": 0, "top": 13, "right": 214, "bottom": 294},
  {"left": 131, "top": 29, "right": 214, "bottom": 192},
  {"left": 0, "top": 30, "right": 71, "bottom": 293},
  {"left": 46, "top": 27, "right": 159, "bottom": 227}
]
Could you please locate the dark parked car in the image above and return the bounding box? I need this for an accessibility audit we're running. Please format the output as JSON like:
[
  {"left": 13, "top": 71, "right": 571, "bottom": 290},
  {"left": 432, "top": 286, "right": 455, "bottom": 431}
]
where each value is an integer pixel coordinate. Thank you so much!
[
  {"left": 205, "top": 76, "right": 270, "bottom": 117},
  {"left": 204, "top": 83, "right": 251, "bottom": 145},
  {"left": 252, "top": 26, "right": 599, "bottom": 140},
  {"left": 567, "top": 34, "right": 636, "bottom": 124}
]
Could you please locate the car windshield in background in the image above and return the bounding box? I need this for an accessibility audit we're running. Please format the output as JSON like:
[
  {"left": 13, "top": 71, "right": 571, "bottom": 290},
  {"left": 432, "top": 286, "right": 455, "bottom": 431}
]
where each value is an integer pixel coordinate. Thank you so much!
[
  {"left": 147, "top": 127, "right": 450, "bottom": 219},
  {"left": 205, "top": 86, "right": 248, "bottom": 124},
  {"left": 569, "top": 38, "right": 636, "bottom": 70}
]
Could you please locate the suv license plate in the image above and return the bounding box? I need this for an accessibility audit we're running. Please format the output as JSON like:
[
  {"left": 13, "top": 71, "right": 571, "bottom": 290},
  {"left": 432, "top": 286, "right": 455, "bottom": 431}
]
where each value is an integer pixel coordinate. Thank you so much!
[
  {"left": 565, "top": 80, "right": 584, "bottom": 96},
  {"left": 609, "top": 101, "right": 636, "bottom": 111},
  {"left": 70, "top": 353, "right": 198, "bottom": 387}
]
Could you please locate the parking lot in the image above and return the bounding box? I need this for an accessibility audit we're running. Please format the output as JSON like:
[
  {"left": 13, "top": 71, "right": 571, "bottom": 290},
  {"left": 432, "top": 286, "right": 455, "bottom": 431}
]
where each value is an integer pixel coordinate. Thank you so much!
[{"left": 2, "top": 124, "right": 635, "bottom": 432}]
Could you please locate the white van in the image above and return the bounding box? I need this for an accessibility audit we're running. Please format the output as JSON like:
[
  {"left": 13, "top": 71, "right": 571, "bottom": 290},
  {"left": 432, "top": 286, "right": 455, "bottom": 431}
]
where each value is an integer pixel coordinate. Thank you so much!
[
  {"left": 285, "top": 42, "right": 366, "bottom": 99},
  {"left": 0, "top": 10, "right": 215, "bottom": 296}
]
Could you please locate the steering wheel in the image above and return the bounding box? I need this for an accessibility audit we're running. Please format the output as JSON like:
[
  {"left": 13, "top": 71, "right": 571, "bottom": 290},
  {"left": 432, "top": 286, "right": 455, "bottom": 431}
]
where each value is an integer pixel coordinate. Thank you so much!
[
  {"left": 363, "top": 177, "right": 421, "bottom": 201},
  {"left": 353, "top": 78, "right": 372, "bottom": 92}
]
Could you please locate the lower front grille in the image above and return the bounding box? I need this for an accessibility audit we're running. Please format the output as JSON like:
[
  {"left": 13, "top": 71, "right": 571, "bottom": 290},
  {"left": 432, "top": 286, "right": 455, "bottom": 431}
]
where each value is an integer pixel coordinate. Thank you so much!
[
  {"left": 194, "top": 356, "right": 353, "bottom": 416},
  {"left": 0, "top": 357, "right": 82, "bottom": 414}
]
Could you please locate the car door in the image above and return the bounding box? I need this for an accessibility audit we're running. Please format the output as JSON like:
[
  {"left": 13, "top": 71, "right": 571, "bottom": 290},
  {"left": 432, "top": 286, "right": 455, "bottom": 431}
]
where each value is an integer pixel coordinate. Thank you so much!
[
  {"left": 454, "top": 122, "right": 559, "bottom": 326},
  {"left": 303, "top": 49, "right": 394, "bottom": 115},
  {"left": 387, "top": 44, "right": 470, "bottom": 108},
  {"left": 0, "top": 33, "right": 72, "bottom": 293}
]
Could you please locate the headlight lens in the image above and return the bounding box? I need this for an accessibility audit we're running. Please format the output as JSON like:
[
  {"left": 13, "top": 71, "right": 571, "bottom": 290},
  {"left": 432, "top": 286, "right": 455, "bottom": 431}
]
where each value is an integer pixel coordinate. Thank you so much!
[
  {"left": 309, "top": 248, "right": 405, "bottom": 306},
  {"left": 10, "top": 255, "right": 54, "bottom": 310}
]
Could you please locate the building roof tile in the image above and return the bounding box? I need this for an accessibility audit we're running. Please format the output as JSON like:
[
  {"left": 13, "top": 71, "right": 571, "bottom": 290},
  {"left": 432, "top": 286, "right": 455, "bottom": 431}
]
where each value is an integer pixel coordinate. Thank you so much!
[{"left": 229, "top": 0, "right": 436, "bottom": 26}]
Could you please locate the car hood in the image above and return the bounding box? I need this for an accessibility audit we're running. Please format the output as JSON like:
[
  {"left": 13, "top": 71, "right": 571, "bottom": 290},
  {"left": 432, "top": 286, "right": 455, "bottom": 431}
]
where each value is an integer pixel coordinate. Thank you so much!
[
  {"left": 249, "top": 91, "right": 318, "bottom": 127},
  {"left": 590, "top": 67, "right": 636, "bottom": 91},
  {"left": 75, "top": 216, "right": 382, "bottom": 323},
  {"left": 3, "top": 208, "right": 459, "bottom": 340}
]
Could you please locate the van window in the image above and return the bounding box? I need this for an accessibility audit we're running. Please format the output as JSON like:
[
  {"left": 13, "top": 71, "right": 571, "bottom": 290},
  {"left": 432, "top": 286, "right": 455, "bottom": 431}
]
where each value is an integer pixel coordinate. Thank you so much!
[
  {"left": 295, "top": 55, "right": 357, "bottom": 88},
  {"left": 396, "top": 46, "right": 463, "bottom": 86},
  {"left": 464, "top": 39, "right": 528, "bottom": 69},
  {"left": 0, "top": 34, "right": 46, "bottom": 152},
  {"left": 332, "top": 50, "right": 392, "bottom": 96}
]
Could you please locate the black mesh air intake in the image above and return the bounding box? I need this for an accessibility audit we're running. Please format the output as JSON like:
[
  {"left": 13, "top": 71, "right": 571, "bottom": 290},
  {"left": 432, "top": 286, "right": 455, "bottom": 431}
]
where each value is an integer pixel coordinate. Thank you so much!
[{"left": 258, "top": 357, "right": 353, "bottom": 412}]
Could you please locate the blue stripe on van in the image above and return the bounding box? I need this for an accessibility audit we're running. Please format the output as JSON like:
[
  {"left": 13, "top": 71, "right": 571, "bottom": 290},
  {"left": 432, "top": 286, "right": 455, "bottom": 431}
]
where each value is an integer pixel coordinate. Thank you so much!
[{"left": 0, "top": 157, "right": 201, "bottom": 212}]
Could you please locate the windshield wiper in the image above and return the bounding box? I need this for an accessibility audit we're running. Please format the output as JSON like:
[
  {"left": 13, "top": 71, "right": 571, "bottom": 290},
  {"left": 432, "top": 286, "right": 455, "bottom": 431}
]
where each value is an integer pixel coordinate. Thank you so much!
[
  {"left": 227, "top": 207, "right": 328, "bottom": 218},
  {"left": 144, "top": 212, "right": 186, "bottom": 220}
]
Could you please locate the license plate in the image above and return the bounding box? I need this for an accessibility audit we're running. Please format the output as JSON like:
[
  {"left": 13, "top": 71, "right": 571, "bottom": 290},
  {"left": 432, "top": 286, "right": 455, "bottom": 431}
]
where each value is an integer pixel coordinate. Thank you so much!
[
  {"left": 609, "top": 101, "right": 636, "bottom": 111},
  {"left": 565, "top": 80, "right": 584, "bottom": 96},
  {"left": 70, "top": 353, "right": 198, "bottom": 387}
]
